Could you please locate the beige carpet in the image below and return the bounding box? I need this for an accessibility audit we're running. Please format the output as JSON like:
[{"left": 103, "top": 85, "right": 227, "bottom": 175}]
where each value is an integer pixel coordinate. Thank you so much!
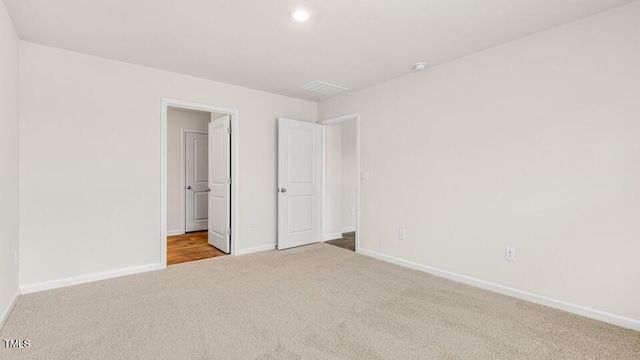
[{"left": 1, "top": 244, "right": 638, "bottom": 359}]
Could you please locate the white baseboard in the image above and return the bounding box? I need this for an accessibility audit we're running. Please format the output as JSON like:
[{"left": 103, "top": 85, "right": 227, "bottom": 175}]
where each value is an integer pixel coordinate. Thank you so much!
[
  {"left": 167, "top": 229, "right": 185, "bottom": 236},
  {"left": 235, "top": 244, "right": 276, "bottom": 255},
  {"left": 0, "top": 290, "right": 20, "bottom": 330},
  {"left": 323, "top": 228, "right": 355, "bottom": 241},
  {"left": 358, "top": 248, "right": 640, "bottom": 332},
  {"left": 20, "top": 263, "right": 165, "bottom": 294},
  {"left": 323, "top": 232, "right": 343, "bottom": 241}
]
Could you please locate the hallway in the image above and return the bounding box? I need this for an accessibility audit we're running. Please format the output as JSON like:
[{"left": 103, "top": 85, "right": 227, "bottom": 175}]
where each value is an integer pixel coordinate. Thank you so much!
[{"left": 167, "top": 232, "right": 226, "bottom": 265}]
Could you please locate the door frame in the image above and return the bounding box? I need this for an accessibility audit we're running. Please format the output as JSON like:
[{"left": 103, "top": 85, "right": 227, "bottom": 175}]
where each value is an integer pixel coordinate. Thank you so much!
[
  {"left": 161, "top": 98, "right": 240, "bottom": 267},
  {"left": 178, "top": 128, "right": 208, "bottom": 235},
  {"left": 318, "top": 112, "right": 361, "bottom": 253}
]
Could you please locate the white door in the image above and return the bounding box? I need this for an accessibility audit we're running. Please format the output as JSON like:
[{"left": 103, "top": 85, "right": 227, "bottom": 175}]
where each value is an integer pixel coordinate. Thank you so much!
[
  {"left": 277, "top": 118, "right": 322, "bottom": 250},
  {"left": 208, "top": 115, "right": 231, "bottom": 253},
  {"left": 185, "top": 132, "right": 208, "bottom": 232}
]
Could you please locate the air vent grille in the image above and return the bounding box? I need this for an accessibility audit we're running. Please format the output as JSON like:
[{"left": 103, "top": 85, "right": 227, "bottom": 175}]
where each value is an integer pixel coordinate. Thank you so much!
[{"left": 299, "top": 81, "right": 348, "bottom": 96}]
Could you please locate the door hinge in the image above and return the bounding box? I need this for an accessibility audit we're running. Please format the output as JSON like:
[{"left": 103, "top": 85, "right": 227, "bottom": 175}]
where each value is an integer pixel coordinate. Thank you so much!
[
  {"left": 227, "top": 126, "right": 231, "bottom": 134},
  {"left": 228, "top": 228, "right": 232, "bottom": 236},
  {"left": 228, "top": 177, "right": 232, "bottom": 184}
]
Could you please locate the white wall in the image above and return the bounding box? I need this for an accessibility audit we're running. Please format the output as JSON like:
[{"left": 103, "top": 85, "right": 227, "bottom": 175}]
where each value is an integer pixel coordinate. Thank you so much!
[
  {"left": 0, "top": 0, "right": 20, "bottom": 326},
  {"left": 19, "top": 42, "right": 317, "bottom": 288},
  {"left": 318, "top": 2, "right": 640, "bottom": 325},
  {"left": 323, "top": 124, "right": 342, "bottom": 239},
  {"left": 340, "top": 120, "right": 357, "bottom": 231},
  {"left": 166, "top": 108, "right": 211, "bottom": 234}
]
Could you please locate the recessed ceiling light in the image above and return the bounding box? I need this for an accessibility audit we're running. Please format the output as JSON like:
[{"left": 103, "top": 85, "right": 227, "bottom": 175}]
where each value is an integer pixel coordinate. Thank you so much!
[
  {"left": 291, "top": 9, "right": 310, "bottom": 22},
  {"left": 412, "top": 62, "right": 428, "bottom": 71}
]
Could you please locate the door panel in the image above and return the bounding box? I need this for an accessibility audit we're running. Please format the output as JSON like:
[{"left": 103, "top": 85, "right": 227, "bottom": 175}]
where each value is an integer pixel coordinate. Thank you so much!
[
  {"left": 278, "top": 118, "right": 322, "bottom": 250},
  {"left": 287, "top": 196, "right": 314, "bottom": 233},
  {"left": 185, "top": 132, "right": 208, "bottom": 232},
  {"left": 194, "top": 192, "right": 208, "bottom": 220},
  {"left": 208, "top": 196, "right": 225, "bottom": 236},
  {"left": 208, "top": 115, "right": 231, "bottom": 253},
  {"left": 288, "top": 128, "right": 315, "bottom": 183},
  {"left": 194, "top": 138, "right": 208, "bottom": 182}
]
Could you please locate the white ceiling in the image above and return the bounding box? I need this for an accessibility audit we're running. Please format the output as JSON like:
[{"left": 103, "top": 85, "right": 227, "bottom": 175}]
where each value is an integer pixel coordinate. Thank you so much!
[{"left": 4, "top": 0, "right": 633, "bottom": 101}]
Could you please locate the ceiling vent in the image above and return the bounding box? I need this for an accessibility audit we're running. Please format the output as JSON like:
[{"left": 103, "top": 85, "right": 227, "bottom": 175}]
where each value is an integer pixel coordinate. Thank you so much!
[{"left": 299, "top": 81, "right": 348, "bottom": 96}]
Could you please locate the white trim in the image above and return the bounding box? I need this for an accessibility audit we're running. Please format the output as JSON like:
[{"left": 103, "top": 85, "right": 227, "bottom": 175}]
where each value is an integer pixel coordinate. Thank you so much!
[
  {"left": 235, "top": 244, "right": 276, "bottom": 256},
  {"left": 20, "top": 263, "right": 163, "bottom": 295},
  {"left": 161, "top": 98, "right": 241, "bottom": 264},
  {"left": 323, "top": 228, "right": 356, "bottom": 241},
  {"left": 180, "top": 128, "right": 208, "bottom": 234},
  {"left": 161, "top": 101, "right": 168, "bottom": 266},
  {"left": 323, "top": 232, "right": 343, "bottom": 241},
  {"left": 318, "top": 112, "right": 361, "bottom": 253},
  {"left": 318, "top": 113, "right": 359, "bottom": 125},
  {"left": 167, "top": 229, "right": 185, "bottom": 236},
  {"left": 0, "top": 290, "right": 20, "bottom": 330},
  {"left": 320, "top": 125, "right": 327, "bottom": 243},
  {"left": 359, "top": 248, "right": 640, "bottom": 332}
]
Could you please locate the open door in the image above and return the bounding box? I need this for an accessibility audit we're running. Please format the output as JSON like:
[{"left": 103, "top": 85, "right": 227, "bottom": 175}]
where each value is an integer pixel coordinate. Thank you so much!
[
  {"left": 208, "top": 115, "right": 231, "bottom": 253},
  {"left": 277, "top": 118, "right": 322, "bottom": 250}
]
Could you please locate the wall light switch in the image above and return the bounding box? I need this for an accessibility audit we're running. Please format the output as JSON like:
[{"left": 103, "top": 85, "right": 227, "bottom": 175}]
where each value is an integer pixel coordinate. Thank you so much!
[
  {"left": 361, "top": 172, "right": 370, "bottom": 182},
  {"left": 251, "top": 221, "right": 257, "bottom": 231},
  {"left": 398, "top": 229, "right": 406, "bottom": 241}
]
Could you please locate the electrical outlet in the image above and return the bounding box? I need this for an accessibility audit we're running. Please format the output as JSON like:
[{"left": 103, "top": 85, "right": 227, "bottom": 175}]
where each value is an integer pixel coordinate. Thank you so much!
[
  {"left": 505, "top": 247, "right": 516, "bottom": 261},
  {"left": 361, "top": 172, "right": 370, "bottom": 182},
  {"left": 251, "top": 221, "right": 257, "bottom": 231},
  {"left": 398, "top": 229, "right": 406, "bottom": 241}
]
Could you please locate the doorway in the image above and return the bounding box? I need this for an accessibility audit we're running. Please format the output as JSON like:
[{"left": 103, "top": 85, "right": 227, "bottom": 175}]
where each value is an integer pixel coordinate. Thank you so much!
[
  {"left": 161, "top": 98, "right": 240, "bottom": 267},
  {"left": 276, "top": 113, "right": 360, "bottom": 252},
  {"left": 320, "top": 115, "right": 359, "bottom": 252}
]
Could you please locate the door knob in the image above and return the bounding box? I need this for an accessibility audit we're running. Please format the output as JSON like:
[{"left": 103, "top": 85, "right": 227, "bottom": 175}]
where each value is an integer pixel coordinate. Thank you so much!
[
  {"left": 207, "top": 188, "right": 211, "bottom": 192},
  {"left": 187, "top": 185, "right": 192, "bottom": 190},
  {"left": 280, "top": 188, "right": 287, "bottom": 193}
]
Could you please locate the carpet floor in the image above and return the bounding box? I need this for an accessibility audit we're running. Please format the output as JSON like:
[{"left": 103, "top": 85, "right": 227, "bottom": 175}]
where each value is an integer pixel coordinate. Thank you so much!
[{"left": 1, "top": 244, "right": 639, "bottom": 359}]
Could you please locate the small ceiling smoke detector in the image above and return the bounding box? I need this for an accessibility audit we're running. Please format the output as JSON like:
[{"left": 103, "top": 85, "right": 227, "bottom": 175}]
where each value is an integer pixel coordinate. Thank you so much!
[
  {"left": 291, "top": 9, "right": 310, "bottom": 22},
  {"left": 300, "top": 81, "right": 348, "bottom": 96},
  {"left": 412, "top": 62, "right": 428, "bottom": 71}
]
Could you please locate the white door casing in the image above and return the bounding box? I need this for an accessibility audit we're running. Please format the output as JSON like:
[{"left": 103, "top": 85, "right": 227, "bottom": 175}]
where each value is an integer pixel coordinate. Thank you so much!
[
  {"left": 208, "top": 115, "right": 231, "bottom": 253},
  {"left": 185, "top": 131, "right": 209, "bottom": 232},
  {"left": 277, "top": 118, "right": 322, "bottom": 250}
]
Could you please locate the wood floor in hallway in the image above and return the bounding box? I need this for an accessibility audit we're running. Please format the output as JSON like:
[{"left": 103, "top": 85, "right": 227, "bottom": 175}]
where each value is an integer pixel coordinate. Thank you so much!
[
  {"left": 167, "top": 231, "right": 226, "bottom": 265},
  {"left": 325, "top": 231, "right": 355, "bottom": 251}
]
